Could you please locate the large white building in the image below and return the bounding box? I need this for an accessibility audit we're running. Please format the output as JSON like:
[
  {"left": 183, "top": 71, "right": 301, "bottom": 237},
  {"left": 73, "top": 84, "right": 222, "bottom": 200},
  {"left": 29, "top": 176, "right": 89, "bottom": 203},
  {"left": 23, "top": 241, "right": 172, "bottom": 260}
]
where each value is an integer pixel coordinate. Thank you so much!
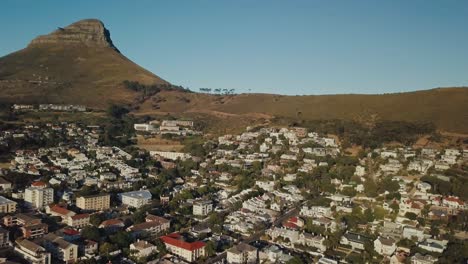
[
  {"left": 120, "top": 190, "right": 152, "bottom": 208},
  {"left": 161, "top": 233, "right": 205, "bottom": 262},
  {"left": 150, "top": 151, "right": 191, "bottom": 161},
  {"left": 24, "top": 182, "right": 54, "bottom": 209}
]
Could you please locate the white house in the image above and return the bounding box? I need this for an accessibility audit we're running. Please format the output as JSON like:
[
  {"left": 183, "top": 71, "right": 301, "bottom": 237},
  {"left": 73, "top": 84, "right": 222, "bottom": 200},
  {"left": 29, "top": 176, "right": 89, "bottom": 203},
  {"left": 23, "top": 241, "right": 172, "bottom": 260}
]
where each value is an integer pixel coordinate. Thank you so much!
[
  {"left": 130, "top": 240, "right": 158, "bottom": 258},
  {"left": 374, "top": 236, "right": 396, "bottom": 256}
]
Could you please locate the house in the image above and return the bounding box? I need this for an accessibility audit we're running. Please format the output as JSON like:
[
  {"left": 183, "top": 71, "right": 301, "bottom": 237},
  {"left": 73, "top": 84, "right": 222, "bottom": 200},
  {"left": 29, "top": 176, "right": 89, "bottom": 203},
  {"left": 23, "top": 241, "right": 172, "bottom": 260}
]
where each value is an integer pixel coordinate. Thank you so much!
[
  {"left": 418, "top": 238, "right": 448, "bottom": 253},
  {"left": 267, "top": 227, "right": 300, "bottom": 244},
  {"left": 127, "top": 215, "right": 170, "bottom": 237},
  {"left": 47, "top": 205, "right": 75, "bottom": 219},
  {"left": 134, "top": 123, "right": 155, "bottom": 132},
  {"left": 442, "top": 196, "right": 466, "bottom": 210},
  {"left": 255, "top": 181, "right": 275, "bottom": 192},
  {"left": 410, "top": 253, "right": 437, "bottom": 264},
  {"left": 298, "top": 233, "right": 326, "bottom": 252},
  {"left": 0, "top": 196, "right": 17, "bottom": 213},
  {"left": 340, "top": 232, "right": 371, "bottom": 250},
  {"left": 67, "top": 214, "right": 90, "bottom": 228},
  {"left": 402, "top": 226, "right": 425, "bottom": 242},
  {"left": 0, "top": 177, "right": 12, "bottom": 191},
  {"left": 226, "top": 243, "right": 257, "bottom": 264},
  {"left": 160, "top": 233, "right": 205, "bottom": 262},
  {"left": 193, "top": 200, "right": 213, "bottom": 216},
  {"left": 14, "top": 238, "right": 51, "bottom": 264},
  {"left": 259, "top": 245, "right": 293, "bottom": 263},
  {"left": 282, "top": 217, "right": 304, "bottom": 230},
  {"left": 130, "top": 240, "right": 158, "bottom": 258},
  {"left": 40, "top": 233, "right": 78, "bottom": 263},
  {"left": 300, "top": 206, "right": 331, "bottom": 218},
  {"left": 99, "top": 219, "right": 125, "bottom": 232},
  {"left": 84, "top": 240, "right": 98, "bottom": 256},
  {"left": 120, "top": 190, "right": 152, "bottom": 208},
  {"left": 374, "top": 236, "right": 396, "bottom": 256},
  {"left": 76, "top": 194, "right": 110, "bottom": 211}
]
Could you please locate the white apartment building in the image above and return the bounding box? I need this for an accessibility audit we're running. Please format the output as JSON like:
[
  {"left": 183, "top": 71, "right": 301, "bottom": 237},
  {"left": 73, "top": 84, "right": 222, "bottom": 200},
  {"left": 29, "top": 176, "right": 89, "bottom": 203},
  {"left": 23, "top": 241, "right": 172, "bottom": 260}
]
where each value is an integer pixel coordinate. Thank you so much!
[
  {"left": 193, "top": 200, "right": 213, "bottom": 216},
  {"left": 150, "top": 151, "right": 191, "bottom": 161},
  {"left": 24, "top": 182, "right": 54, "bottom": 209},
  {"left": 120, "top": 190, "right": 152, "bottom": 208}
]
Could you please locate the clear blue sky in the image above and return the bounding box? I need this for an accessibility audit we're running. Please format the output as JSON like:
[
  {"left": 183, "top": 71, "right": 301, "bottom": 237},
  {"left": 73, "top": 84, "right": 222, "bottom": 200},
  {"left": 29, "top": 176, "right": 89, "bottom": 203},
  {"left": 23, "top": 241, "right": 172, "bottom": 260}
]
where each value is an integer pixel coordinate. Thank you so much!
[{"left": 1, "top": 0, "right": 468, "bottom": 95}]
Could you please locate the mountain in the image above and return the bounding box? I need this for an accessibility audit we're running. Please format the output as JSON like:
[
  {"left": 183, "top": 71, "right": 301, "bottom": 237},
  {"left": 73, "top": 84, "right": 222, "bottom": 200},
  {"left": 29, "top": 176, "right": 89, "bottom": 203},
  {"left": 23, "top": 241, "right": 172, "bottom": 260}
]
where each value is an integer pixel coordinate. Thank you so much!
[
  {"left": 1, "top": 19, "right": 467, "bottom": 133},
  {"left": 0, "top": 19, "right": 168, "bottom": 107}
]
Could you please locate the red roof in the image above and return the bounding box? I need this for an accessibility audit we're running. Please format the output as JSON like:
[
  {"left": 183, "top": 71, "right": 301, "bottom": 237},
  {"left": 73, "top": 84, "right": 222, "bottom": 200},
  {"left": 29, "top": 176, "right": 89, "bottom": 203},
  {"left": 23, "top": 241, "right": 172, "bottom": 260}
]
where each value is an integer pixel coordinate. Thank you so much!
[
  {"left": 160, "top": 233, "right": 205, "bottom": 251},
  {"left": 100, "top": 219, "right": 124, "bottom": 227},
  {"left": 289, "top": 217, "right": 298, "bottom": 223},
  {"left": 63, "top": 229, "right": 80, "bottom": 235},
  {"left": 50, "top": 205, "right": 73, "bottom": 216},
  {"left": 71, "top": 213, "right": 89, "bottom": 220},
  {"left": 283, "top": 222, "right": 299, "bottom": 230},
  {"left": 31, "top": 181, "right": 46, "bottom": 187},
  {"left": 444, "top": 197, "right": 464, "bottom": 205}
]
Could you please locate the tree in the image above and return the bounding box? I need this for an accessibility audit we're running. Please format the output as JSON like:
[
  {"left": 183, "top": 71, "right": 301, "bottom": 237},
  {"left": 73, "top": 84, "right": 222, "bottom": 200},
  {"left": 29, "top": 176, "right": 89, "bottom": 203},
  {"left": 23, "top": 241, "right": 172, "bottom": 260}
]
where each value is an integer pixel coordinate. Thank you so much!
[
  {"left": 110, "top": 231, "right": 133, "bottom": 248},
  {"left": 286, "top": 256, "right": 304, "bottom": 264},
  {"left": 389, "top": 202, "right": 399, "bottom": 213},
  {"left": 90, "top": 213, "right": 105, "bottom": 226},
  {"left": 205, "top": 241, "right": 216, "bottom": 256},
  {"left": 99, "top": 242, "right": 118, "bottom": 256},
  {"left": 108, "top": 104, "right": 129, "bottom": 119},
  {"left": 405, "top": 212, "right": 417, "bottom": 221},
  {"left": 374, "top": 206, "right": 386, "bottom": 220},
  {"left": 81, "top": 226, "right": 101, "bottom": 241}
]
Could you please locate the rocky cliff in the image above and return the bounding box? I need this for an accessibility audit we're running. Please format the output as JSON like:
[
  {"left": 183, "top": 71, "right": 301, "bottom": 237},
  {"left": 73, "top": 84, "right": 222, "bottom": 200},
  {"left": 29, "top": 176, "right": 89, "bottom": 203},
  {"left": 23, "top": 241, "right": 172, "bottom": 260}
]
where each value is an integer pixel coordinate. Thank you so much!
[{"left": 29, "top": 19, "right": 118, "bottom": 51}]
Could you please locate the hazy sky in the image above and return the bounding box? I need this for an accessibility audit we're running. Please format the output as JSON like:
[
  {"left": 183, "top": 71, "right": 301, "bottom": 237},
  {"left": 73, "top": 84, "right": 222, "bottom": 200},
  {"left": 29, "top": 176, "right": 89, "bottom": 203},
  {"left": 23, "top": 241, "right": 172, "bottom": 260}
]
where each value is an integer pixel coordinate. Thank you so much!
[{"left": 1, "top": 0, "right": 468, "bottom": 95}]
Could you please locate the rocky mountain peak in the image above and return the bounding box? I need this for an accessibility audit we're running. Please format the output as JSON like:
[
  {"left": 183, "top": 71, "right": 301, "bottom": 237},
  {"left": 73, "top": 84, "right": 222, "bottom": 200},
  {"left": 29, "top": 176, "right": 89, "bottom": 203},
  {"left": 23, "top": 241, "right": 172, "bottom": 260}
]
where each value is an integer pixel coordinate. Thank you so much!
[{"left": 29, "top": 19, "right": 118, "bottom": 51}]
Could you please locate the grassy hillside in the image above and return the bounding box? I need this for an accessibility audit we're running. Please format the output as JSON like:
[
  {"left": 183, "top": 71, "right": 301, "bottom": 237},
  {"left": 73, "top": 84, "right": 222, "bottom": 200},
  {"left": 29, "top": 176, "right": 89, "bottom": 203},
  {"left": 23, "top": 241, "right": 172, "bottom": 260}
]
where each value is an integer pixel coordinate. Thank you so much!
[
  {"left": 136, "top": 87, "right": 468, "bottom": 133},
  {"left": 0, "top": 44, "right": 168, "bottom": 107}
]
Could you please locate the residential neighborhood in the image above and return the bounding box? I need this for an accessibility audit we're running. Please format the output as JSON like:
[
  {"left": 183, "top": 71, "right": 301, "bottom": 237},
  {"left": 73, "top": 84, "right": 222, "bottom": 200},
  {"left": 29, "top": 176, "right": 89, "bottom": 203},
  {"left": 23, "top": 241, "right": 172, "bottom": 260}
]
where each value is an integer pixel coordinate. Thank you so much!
[{"left": 0, "top": 120, "right": 466, "bottom": 264}]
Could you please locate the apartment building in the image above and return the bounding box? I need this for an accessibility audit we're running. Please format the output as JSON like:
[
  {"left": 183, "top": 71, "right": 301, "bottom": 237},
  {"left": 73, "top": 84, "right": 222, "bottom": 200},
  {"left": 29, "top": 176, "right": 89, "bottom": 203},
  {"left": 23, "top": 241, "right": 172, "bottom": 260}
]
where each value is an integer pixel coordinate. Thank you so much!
[
  {"left": 0, "top": 196, "right": 17, "bottom": 213},
  {"left": 160, "top": 233, "right": 205, "bottom": 262},
  {"left": 120, "top": 190, "right": 152, "bottom": 208},
  {"left": 14, "top": 239, "right": 51, "bottom": 264},
  {"left": 193, "top": 200, "right": 213, "bottom": 216},
  {"left": 24, "top": 182, "right": 54, "bottom": 209},
  {"left": 76, "top": 194, "right": 110, "bottom": 211},
  {"left": 41, "top": 233, "right": 78, "bottom": 263}
]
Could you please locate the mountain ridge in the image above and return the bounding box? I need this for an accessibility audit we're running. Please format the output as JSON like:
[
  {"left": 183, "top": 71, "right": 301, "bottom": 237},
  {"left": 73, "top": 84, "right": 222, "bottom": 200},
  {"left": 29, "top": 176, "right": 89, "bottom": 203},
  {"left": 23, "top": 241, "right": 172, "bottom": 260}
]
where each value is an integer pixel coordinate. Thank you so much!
[{"left": 0, "top": 19, "right": 467, "bottom": 133}]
